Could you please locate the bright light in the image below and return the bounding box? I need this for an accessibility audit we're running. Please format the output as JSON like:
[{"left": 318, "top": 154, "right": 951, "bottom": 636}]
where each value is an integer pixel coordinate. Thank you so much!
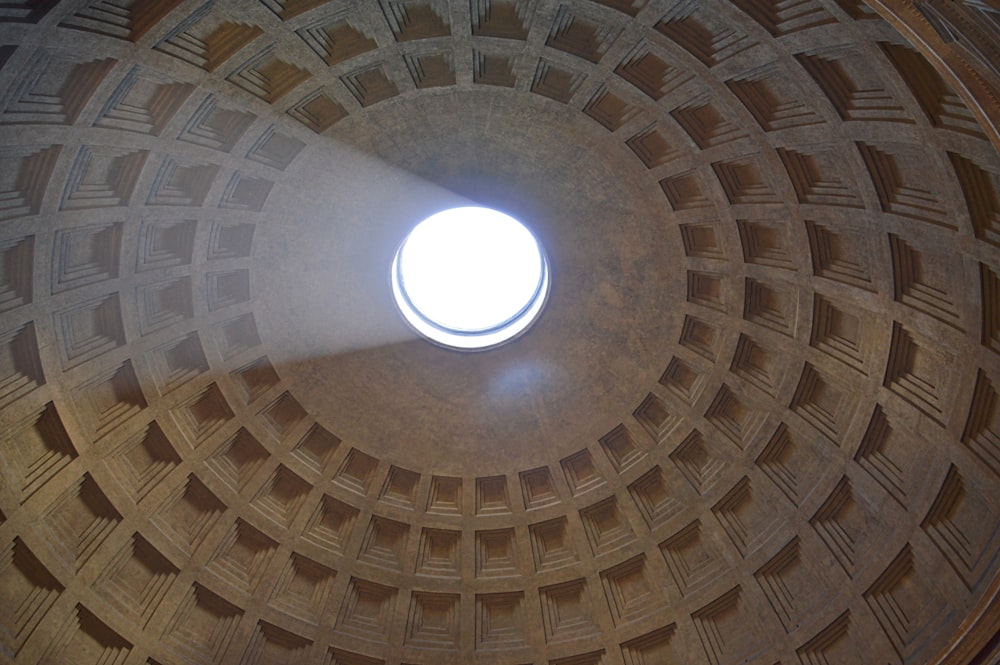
[{"left": 391, "top": 207, "right": 549, "bottom": 350}]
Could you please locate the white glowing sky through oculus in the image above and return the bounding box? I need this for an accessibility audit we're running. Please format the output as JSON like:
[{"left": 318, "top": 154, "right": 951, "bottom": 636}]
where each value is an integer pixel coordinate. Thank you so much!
[{"left": 392, "top": 207, "right": 548, "bottom": 349}]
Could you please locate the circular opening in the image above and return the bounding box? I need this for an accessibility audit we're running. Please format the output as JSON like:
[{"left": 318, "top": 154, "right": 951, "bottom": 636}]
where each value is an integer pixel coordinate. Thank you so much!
[{"left": 391, "top": 206, "right": 550, "bottom": 350}]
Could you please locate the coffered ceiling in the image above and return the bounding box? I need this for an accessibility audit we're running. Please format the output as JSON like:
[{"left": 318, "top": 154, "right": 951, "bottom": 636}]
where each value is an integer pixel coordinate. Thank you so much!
[{"left": 0, "top": 1, "right": 998, "bottom": 664}]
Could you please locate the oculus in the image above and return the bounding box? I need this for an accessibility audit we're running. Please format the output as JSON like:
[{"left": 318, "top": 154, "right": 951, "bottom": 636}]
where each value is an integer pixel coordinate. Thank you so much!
[{"left": 391, "top": 206, "right": 549, "bottom": 350}]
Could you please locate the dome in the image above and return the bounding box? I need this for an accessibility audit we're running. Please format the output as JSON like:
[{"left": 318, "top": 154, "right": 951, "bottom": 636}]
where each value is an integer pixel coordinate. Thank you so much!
[{"left": 0, "top": 1, "right": 998, "bottom": 664}]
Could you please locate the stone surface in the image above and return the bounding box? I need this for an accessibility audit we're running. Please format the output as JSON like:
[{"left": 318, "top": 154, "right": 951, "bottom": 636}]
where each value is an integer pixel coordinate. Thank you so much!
[{"left": 0, "top": 1, "right": 998, "bottom": 665}]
